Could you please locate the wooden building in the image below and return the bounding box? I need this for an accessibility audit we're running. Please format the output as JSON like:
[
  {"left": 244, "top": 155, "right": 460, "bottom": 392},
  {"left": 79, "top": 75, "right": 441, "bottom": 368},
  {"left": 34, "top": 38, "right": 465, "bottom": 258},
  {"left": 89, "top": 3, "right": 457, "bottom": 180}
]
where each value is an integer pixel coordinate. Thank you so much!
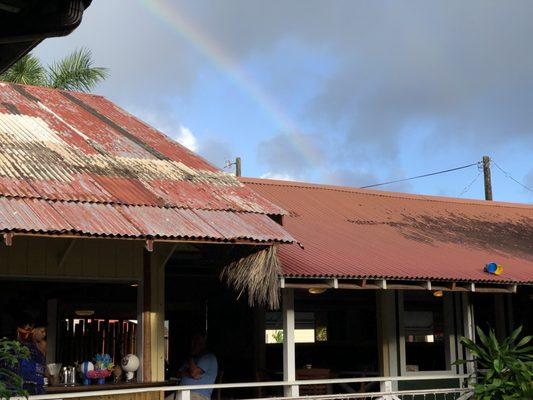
[
  {"left": 0, "top": 82, "right": 531, "bottom": 400},
  {"left": 0, "top": 83, "right": 292, "bottom": 399}
]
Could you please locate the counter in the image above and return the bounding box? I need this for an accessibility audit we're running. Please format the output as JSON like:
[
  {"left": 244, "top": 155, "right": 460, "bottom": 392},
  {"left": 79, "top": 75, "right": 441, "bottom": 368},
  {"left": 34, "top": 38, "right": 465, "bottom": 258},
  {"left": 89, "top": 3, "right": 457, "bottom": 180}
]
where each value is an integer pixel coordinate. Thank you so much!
[{"left": 39, "top": 382, "right": 173, "bottom": 400}]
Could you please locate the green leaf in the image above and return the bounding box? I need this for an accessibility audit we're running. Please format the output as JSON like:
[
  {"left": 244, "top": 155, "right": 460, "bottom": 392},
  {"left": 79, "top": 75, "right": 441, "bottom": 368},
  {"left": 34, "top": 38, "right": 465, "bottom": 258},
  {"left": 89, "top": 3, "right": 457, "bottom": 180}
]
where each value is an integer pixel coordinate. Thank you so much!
[
  {"left": 515, "top": 335, "right": 532, "bottom": 348},
  {"left": 0, "top": 54, "right": 46, "bottom": 85},
  {"left": 494, "top": 359, "right": 502, "bottom": 373},
  {"left": 47, "top": 47, "right": 108, "bottom": 92}
]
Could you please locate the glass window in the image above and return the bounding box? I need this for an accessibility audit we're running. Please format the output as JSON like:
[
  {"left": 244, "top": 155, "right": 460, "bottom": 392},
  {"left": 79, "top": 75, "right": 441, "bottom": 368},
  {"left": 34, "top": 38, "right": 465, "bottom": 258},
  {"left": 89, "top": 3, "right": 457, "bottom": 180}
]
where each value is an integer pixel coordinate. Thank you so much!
[
  {"left": 264, "top": 312, "right": 328, "bottom": 344},
  {"left": 403, "top": 292, "right": 447, "bottom": 371}
]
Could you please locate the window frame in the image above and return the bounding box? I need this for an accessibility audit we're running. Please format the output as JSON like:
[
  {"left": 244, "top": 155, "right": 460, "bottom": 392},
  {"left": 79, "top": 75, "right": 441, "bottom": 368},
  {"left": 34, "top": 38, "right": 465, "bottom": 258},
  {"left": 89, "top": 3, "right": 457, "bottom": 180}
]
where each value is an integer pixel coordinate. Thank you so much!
[{"left": 398, "top": 291, "right": 458, "bottom": 376}]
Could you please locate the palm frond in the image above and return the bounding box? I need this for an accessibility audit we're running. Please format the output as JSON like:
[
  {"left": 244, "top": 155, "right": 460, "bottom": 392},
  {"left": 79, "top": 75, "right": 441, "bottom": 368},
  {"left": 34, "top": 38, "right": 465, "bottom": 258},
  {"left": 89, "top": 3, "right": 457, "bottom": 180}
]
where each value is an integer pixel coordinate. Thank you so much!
[
  {"left": 47, "top": 47, "right": 108, "bottom": 92},
  {"left": 220, "top": 245, "right": 281, "bottom": 309},
  {"left": 0, "top": 54, "right": 46, "bottom": 85}
]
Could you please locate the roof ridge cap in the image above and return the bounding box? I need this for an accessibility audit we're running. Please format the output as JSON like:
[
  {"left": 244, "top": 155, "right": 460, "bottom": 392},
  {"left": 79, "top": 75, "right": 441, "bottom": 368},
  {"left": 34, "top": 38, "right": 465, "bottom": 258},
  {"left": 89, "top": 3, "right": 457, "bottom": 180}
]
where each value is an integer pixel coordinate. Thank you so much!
[
  {"left": 242, "top": 177, "right": 533, "bottom": 210},
  {"left": 1, "top": 82, "right": 106, "bottom": 98}
]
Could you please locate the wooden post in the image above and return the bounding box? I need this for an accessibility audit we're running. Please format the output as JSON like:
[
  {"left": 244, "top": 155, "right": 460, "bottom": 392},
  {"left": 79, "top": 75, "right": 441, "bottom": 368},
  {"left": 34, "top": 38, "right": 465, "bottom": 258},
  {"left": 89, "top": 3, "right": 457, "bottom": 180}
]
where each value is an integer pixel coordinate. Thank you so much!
[
  {"left": 282, "top": 288, "right": 298, "bottom": 397},
  {"left": 461, "top": 293, "right": 476, "bottom": 377},
  {"left": 482, "top": 156, "right": 493, "bottom": 200},
  {"left": 235, "top": 157, "right": 242, "bottom": 177},
  {"left": 142, "top": 248, "right": 152, "bottom": 382},
  {"left": 494, "top": 294, "right": 506, "bottom": 341},
  {"left": 46, "top": 299, "right": 58, "bottom": 363},
  {"left": 377, "top": 291, "right": 399, "bottom": 391}
]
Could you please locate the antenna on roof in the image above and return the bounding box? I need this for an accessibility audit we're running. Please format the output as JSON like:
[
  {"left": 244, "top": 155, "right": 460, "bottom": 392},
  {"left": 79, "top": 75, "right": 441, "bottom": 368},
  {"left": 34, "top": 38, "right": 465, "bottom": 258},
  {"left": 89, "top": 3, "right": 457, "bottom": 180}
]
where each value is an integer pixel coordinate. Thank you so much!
[{"left": 224, "top": 157, "right": 242, "bottom": 177}]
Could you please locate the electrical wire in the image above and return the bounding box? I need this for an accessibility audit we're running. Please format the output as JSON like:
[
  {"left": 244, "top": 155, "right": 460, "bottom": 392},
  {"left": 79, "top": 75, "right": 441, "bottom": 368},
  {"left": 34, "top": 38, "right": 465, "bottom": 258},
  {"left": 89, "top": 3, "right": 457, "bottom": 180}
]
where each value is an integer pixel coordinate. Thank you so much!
[
  {"left": 458, "top": 171, "right": 482, "bottom": 197},
  {"left": 491, "top": 160, "right": 533, "bottom": 193},
  {"left": 360, "top": 162, "right": 480, "bottom": 189}
]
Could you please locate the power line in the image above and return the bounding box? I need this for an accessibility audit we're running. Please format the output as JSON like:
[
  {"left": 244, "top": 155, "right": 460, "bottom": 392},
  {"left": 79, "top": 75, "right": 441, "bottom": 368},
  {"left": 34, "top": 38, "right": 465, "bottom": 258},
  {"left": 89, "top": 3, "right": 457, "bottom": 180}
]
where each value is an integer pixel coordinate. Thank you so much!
[
  {"left": 492, "top": 160, "right": 533, "bottom": 193},
  {"left": 458, "top": 170, "right": 482, "bottom": 197},
  {"left": 360, "top": 162, "right": 480, "bottom": 189}
]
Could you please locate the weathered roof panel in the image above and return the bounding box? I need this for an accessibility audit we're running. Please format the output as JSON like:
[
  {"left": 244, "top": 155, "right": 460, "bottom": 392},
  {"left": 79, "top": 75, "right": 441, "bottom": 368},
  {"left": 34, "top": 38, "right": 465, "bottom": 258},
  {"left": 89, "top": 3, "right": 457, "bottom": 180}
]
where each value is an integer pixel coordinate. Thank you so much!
[
  {"left": 0, "top": 196, "right": 293, "bottom": 243},
  {"left": 0, "top": 83, "right": 285, "bottom": 214},
  {"left": 243, "top": 178, "right": 533, "bottom": 284},
  {"left": 0, "top": 83, "right": 291, "bottom": 244}
]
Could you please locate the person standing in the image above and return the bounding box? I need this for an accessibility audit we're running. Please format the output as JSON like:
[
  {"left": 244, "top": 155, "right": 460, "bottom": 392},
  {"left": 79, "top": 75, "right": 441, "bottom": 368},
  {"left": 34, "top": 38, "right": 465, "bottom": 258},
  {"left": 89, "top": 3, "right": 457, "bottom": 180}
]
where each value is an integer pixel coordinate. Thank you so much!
[{"left": 16, "top": 316, "right": 46, "bottom": 395}]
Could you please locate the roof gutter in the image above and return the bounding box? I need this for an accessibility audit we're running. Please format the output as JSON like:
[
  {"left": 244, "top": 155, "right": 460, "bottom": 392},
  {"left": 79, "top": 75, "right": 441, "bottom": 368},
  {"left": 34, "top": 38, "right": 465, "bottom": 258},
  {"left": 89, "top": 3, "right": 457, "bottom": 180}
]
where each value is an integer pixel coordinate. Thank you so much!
[
  {"left": 280, "top": 276, "right": 527, "bottom": 293},
  {"left": 0, "top": 0, "right": 91, "bottom": 73}
]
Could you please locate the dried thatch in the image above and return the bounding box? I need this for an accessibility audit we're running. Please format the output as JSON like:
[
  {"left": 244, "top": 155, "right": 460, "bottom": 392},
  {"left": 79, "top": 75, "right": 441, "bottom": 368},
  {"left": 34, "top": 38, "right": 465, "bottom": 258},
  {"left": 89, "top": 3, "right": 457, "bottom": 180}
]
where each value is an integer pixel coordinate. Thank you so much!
[{"left": 220, "top": 245, "right": 281, "bottom": 309}]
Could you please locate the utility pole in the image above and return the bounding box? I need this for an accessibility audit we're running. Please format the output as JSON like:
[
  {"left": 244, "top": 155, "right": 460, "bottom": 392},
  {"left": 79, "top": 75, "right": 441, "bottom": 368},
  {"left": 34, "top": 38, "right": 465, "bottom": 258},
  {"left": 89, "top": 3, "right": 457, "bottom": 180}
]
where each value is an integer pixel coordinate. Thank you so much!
[
  {"left": 482, "top": 155, "right": 493, "bottom": 200},
  {"left": 235, "top": 157, "right": 242, "bottom": 177}
]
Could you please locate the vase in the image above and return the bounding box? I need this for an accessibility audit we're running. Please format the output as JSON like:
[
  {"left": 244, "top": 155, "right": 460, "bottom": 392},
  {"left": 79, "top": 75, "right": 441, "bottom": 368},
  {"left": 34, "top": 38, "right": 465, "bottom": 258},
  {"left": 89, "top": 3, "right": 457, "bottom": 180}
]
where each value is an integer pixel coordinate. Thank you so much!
[
  {"left": 83, "top": 378, "right": 90, "bottom": 385},
  {"left": 97, "top": 378, "right": 105, "bottom": 385}
]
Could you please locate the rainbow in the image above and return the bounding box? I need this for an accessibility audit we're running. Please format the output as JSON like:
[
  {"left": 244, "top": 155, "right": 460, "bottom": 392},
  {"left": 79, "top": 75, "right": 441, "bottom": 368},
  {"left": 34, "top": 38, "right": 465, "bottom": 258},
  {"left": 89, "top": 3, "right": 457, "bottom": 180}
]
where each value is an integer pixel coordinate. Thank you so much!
[{"left": 137, "top": 0, "right": 322, "bottom": 169}]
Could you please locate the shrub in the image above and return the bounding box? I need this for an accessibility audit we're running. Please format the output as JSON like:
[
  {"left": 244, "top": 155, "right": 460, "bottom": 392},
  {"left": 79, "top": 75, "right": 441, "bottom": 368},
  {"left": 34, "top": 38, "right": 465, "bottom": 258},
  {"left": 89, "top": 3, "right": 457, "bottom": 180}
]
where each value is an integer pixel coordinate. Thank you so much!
[
  {"left": 0, "top": 338, "right": 30, "bottom": 399},
  {"left": 457, "top": 326, "right": 533, "bottom": 400}
]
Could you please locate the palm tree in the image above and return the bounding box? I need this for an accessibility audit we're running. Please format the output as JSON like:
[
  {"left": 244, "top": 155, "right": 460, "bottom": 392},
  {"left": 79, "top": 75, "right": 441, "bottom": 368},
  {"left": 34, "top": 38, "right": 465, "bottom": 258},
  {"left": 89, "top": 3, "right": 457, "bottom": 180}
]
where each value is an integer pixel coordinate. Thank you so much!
[{"left": 0, "top": 48, "right": 108, "bottom": 92}]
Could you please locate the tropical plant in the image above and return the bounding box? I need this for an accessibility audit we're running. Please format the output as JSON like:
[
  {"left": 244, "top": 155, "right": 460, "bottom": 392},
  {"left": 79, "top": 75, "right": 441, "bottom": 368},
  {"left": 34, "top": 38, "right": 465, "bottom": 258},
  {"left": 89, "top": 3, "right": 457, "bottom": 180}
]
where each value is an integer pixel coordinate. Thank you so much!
[
  {"left": 456, "top": 326, "right": 533, "bottom": 400},
  {"left": 271, "top": 330, "right": 284, "bottom": 343},
  {"left": 0, "top": 48, "right": 108, "bottom": 92},
  {"left": 0, "top": 338, "right": 30, "bottom": 399}
]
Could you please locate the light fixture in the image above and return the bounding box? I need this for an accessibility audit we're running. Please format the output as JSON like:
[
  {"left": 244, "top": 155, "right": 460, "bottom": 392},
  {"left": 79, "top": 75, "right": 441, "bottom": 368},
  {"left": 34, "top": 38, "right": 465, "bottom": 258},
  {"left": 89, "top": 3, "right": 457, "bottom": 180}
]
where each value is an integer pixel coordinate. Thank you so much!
[
  {"left": 433, "top": 290, "right": 444, "bottom": 297},
  {"left": 130, "top": 283, "right": 139, "bottom": 287},
  {"left": 308, "top": 287, "right": 327, "bottom": 295},
  {"left": 75, "top": 310, "right": 95, "bottom": 317}
]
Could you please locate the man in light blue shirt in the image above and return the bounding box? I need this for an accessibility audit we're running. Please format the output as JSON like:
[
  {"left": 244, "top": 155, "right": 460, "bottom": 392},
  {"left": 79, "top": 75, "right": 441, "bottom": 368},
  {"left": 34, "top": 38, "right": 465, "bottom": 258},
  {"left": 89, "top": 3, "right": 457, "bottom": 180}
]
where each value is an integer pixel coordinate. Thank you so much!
[{"left": 178, "top": 334, "right": 218, "bottom": 400}]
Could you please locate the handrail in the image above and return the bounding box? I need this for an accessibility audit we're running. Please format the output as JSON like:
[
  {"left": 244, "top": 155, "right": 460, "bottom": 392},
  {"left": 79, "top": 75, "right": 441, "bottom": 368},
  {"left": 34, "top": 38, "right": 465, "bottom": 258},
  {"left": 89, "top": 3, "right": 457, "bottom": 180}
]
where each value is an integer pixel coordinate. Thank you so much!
[
  {"left": 24, "top": 374, "right": 472, "bottom": 400},
  {"left": 244, "top": 387, "right": 473, "bottom": 400}
]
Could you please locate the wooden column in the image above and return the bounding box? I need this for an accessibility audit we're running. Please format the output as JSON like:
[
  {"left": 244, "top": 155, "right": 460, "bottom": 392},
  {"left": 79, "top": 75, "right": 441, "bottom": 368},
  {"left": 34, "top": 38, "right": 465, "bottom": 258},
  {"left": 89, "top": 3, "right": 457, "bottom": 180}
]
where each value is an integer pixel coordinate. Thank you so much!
[
  {"left": 140, "top": 245, "right": 166, "bottom": 382},
  {"left": 377, "top": 291, "right": 399, "bottom": 390},
  {"left": 142, "top": 248, "right": 152, "bottom": 382},
  {"left": 461, "top": 292, "right": 476, "bottom": 376},
  {"left": 282, "top": 288, "right": 298, "bottom": 397},
  {"left": 494, "top": 294, "right": 507, "bottom": 340},
  {"left": 46, "top": 299, "right": 58, "bottom": 363}
]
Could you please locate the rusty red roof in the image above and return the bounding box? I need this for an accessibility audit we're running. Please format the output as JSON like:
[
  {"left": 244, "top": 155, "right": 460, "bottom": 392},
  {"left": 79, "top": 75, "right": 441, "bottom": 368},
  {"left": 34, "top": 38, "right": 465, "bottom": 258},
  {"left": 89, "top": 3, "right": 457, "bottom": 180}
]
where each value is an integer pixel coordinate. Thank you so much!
[
  {"left": 242, "top": 178, "right": 533, "bottom": 284},
  {"left": 0, "top": 83, "right": 292, "bottom": 244}
]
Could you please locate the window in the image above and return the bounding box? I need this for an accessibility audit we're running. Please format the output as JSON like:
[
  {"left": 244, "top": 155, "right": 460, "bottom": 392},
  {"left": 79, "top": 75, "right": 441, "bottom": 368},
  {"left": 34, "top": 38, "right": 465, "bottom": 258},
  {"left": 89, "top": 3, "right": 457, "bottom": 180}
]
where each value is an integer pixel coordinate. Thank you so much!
[
  {"left": 399, "top": 291, "right": 454, "bottom": 373},
  {"left": 264, "top": 312, "right": 328, "bottom": 344}
]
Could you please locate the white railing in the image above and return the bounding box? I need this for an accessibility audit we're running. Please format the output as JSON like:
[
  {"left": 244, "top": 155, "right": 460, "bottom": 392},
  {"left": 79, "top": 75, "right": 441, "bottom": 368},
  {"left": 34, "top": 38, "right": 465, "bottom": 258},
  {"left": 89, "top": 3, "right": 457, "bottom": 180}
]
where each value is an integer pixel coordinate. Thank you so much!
[{"left": 24, "top": 374, "right": 473, "bottom": 400}]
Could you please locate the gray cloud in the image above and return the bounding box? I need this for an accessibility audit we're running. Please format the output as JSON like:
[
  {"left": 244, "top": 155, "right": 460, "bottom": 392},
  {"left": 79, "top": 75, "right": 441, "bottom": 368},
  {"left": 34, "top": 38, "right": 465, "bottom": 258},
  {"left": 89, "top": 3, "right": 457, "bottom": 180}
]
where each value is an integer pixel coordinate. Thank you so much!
[
  {"left": 188, "top": 0, "right": 533, "bottom": 160},
  {"left": 35, "top": 1, "right": 201, "bottom": 103},
  {"left": 198, "top": 137, "right": 236, "bottom": 170},
  {"left": 257, "top": 132, "right": 325, "bottom": 179},
  {"left": 36, "top": 1, "right": 533, "bottom": 194},
  {"left": 322, "top": 169, "right": 377, "bottom": 188}
]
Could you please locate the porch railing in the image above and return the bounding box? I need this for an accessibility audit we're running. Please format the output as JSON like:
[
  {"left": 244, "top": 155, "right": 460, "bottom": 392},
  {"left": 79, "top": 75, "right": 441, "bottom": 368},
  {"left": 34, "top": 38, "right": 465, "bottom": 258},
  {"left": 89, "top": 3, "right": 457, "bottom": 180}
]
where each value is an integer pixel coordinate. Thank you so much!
[{"left": 24, "top": 374, "right": 473, "bottom": 400}]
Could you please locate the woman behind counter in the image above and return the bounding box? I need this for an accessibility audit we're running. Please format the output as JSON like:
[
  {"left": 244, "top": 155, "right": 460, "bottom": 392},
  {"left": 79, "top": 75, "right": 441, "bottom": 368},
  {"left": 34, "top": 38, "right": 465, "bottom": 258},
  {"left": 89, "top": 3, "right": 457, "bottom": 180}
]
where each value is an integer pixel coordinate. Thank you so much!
[{"left": 16, "top": 316, "right": 47, "bottom": 395}]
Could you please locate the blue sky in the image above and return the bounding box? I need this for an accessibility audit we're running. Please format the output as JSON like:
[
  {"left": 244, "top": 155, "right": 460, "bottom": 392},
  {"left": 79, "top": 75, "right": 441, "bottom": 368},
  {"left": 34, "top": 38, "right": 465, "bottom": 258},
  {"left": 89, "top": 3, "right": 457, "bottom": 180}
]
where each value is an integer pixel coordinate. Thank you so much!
[{"left": 36, "top": 0, "right": 533, "bottom": 203}]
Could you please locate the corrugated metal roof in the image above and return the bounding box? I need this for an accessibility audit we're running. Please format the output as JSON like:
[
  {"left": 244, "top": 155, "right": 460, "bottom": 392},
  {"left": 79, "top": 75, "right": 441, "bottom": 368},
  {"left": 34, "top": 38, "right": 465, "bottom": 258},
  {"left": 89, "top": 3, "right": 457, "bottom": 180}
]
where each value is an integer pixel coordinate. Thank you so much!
[
  {"left": 242, "top": 178, "right": 533, "bottom": 284},
  {"left": 0, "top": 83, "right": 284, "bottom": 214},
  {"left": 0, "top": 83, "right": 292, "bottom": 244},
  {"left": 0, "top": 196, "right": 293, "bottom": 243}
]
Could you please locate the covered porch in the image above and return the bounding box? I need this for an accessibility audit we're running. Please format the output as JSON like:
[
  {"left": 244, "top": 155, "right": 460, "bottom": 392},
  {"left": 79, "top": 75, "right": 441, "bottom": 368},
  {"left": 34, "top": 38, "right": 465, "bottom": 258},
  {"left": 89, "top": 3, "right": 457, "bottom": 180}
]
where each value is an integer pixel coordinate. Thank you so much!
[{"left": 4, "top": 232, "right": 529, "bottom": 400}]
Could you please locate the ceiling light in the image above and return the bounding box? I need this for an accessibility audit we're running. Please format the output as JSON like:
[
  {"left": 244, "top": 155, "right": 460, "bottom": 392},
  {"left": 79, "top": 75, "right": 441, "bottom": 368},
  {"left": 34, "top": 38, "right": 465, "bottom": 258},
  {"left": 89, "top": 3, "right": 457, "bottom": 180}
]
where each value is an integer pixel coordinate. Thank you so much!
[
  {"left": 130, "top": 283, "right": 139, "bottom": 287},
  {"left": 75, "top": 310, "right": 95, "bottom": 317},
  {"left": 433, "top": 290, "right": 444, "bottom": 297},
  {"left": 308, "top": 287, "right": 327, "bottom": 295}
]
